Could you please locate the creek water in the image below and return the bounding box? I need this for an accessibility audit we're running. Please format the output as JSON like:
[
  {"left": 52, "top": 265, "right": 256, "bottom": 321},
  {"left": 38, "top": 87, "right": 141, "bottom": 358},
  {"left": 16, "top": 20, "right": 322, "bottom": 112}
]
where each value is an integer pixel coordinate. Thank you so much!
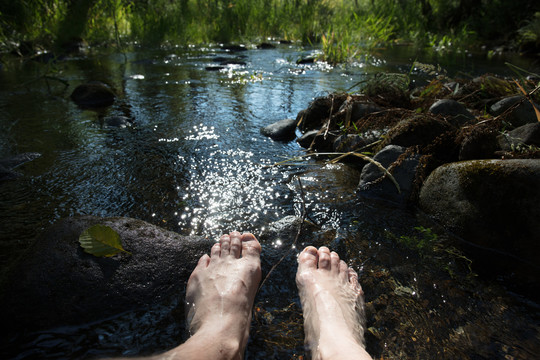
[{"left": 0, "top": 44, "right": 538, "bottom": 359}]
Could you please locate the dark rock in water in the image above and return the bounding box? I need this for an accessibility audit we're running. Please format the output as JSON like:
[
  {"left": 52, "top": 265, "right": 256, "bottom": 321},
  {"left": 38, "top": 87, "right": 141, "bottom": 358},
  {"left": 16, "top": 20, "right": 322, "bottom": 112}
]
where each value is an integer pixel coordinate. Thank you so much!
[
  {"left": 296, "top": 57, "right": 315, "bottom": 64},
  {"left": 333, "top": 133, "right": 379, "bottom": 153},
  {"left": 205, "top": 65, "right": 225, "bottom": 71},
  {"left": 0, "top": 216, "right": 213, "bottom": 336},
  {"left": 338, "top": 99, "right": 382, "bottom": 123},
  {"left": 279, "top": 40, "right": 292, "bottom": 44},
  {"left": 490, "top": 96, "right": 540, "bottom": 128},
  {"left": 257, "top": 42, "right": 276, "bottom": 49},
  {"left": 429, "top": 99, "right": 475, "bottom": 126},
  {"left": 418, "top": 160, "right": 540, "bottom": 294},
  {"left": 71, "top": 81, "right": 116, "bottom": 108},
  {"left": 498, "top": 122, "right": 540, "bottom": 151},
  {"left": 297, "top": 94, "right": 348, "bottom": 132},
  {"left": 357, "top": 145, "right": 420, "bottom": 204},
  {"left": 261, "top": 118, "right": 297, "bottom": 141},
  {"left": 297, "top": 130, "right": 339, "bottom": 152},
  {"left": 103, "top": 115, "right": 132, "bottom": 128},
  {"left": 378, "top": 115, "right": 455, "bottom": 150},
  {"left": 223, "top": 44, "right": 247, "bottom": 52}
]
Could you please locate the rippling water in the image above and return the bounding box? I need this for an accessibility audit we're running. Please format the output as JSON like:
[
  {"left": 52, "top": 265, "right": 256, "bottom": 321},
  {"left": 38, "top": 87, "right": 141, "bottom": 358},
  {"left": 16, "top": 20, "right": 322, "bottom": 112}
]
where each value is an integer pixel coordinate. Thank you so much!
[{"left": 0, "top": 44, "right": 538, "bottom": 359}]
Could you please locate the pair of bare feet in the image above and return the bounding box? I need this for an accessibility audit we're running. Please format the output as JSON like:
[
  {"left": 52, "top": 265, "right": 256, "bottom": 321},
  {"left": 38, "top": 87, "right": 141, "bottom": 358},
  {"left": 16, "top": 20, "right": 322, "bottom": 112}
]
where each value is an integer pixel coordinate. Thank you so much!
[{"left": 150, "top": 232, "right": 372, "bottom": 360}]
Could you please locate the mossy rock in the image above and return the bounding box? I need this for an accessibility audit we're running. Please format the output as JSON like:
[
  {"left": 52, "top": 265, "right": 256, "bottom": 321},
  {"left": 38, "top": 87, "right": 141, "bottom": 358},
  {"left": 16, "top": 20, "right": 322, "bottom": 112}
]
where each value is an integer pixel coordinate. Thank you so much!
[
  {"left": 419, "top": 160, "right": 540, "bottom": 292},
  {"left": 71, "top": 81, "right": 116, "bottom": 108}
]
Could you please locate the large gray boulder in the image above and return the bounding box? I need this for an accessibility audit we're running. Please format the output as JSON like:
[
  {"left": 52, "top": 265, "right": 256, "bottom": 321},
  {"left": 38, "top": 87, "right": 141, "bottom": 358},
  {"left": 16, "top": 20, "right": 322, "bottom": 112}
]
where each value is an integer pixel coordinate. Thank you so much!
[
  {"left": 418, "top": 160, "right": 540, "bottom": 288},
  {"left": 0, "top": 216, "right": 213, "bottom": 338}
]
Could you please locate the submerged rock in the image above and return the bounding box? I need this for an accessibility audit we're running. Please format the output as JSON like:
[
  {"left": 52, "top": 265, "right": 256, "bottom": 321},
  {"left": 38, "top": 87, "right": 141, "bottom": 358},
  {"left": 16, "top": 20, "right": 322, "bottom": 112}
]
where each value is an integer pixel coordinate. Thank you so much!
[
  {"left": 103, "top": 115, "right": 132, "bottom": 128},
  {"left": 418, "top": 160, "right": 540, "bottom": 291},
  {"left": 71, "top": 81, "right": 116, "bottom": 108},
  {"left": 261, "top": 118, "right": 297, "bottom": 141},
  {"left": 0, "top": 216, "right": 213, "bottom": 336}
]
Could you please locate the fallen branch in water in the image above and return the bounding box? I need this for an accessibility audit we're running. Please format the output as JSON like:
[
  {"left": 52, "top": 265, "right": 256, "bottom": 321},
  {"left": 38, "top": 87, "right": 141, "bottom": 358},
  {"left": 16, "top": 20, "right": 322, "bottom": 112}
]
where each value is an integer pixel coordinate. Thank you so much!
[{"left": 269, "top": 149, "right": 401, "bottom": 194}]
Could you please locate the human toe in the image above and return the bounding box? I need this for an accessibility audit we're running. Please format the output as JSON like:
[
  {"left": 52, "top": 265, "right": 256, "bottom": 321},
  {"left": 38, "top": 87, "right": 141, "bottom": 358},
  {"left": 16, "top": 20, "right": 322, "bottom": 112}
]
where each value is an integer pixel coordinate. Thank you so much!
[
  {"left": 220, "top": 234, "right": 231, "bottom": 256},
  {"left": 318, "top": 246, "right": 332, "bottom": 270},
  {"left": 330, "top": 252, "right": 340, "bottom": 275},
  {"left": 297, "top": 246, "right": 318, "bottom": 272},
  {"left": 229, "top": 232, "right": 242, "bottom": 258},
  {"left": 240, "top": 232, "right": 262, "bottom": 257}
]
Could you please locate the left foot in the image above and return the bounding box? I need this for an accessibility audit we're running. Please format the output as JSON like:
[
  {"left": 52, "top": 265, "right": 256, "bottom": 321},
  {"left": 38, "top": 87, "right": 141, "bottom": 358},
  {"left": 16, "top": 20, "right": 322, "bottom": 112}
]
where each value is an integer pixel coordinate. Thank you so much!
[{"left": 182, "top": 231, "right": 262, "bottom": 359}]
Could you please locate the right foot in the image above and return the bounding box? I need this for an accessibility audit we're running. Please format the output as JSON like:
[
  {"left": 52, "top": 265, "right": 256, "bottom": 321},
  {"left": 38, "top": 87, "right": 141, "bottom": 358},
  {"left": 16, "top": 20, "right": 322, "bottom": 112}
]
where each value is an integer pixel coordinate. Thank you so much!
[{"left": 296, "top": 246, "right": 372, "bottom": 360}]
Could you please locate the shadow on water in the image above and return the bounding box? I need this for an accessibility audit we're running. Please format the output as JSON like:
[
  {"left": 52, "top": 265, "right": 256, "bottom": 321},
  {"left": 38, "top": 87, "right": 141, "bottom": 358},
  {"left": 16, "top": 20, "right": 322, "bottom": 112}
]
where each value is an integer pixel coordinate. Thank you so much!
[{"left": 0, "top": 44, "right": 539, "bottom": 359}]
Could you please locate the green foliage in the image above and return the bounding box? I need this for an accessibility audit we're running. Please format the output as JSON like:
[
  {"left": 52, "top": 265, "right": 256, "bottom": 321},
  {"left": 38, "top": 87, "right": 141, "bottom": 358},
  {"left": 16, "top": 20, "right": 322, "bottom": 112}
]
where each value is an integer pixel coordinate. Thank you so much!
[
  {"left": 397, "top": 226, "right": 438, "bottom": 256},
  {"left": 79, "top": 224, "right": 131, "bottom": 257},
  {"left": 1, "top": 0, "right": 537, "bottom": 57}
]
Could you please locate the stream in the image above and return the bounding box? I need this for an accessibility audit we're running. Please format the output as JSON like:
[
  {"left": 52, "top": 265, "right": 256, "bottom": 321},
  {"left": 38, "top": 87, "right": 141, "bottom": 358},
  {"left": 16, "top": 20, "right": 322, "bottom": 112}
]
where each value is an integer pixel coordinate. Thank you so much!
[{"left": 0, "top": 43, "right": 538, "bottom": 359}]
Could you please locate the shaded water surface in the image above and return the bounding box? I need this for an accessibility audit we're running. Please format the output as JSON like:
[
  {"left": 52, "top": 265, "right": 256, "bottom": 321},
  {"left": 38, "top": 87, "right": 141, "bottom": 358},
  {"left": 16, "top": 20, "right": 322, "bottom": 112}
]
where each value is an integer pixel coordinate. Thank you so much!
[{"left": 0, "top": 45, "right": 538, "bottom": 359}]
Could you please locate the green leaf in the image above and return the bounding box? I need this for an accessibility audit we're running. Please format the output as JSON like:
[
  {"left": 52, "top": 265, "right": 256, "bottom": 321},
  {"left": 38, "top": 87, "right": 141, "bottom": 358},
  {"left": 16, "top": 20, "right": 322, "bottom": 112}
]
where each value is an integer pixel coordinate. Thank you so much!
[{"left": 79, "top": 225, "right": 131, "bottom": 257}]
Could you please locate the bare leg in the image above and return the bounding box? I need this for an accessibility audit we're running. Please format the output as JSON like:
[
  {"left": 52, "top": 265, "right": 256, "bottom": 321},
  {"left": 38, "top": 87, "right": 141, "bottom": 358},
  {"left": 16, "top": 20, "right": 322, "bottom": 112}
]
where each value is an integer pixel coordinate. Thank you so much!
[
  {"left": 155, "top": 231, "right": 261, "bottom": 360},
  {"left": 296, "top": 246, "right": 372, "bottom": 360}
]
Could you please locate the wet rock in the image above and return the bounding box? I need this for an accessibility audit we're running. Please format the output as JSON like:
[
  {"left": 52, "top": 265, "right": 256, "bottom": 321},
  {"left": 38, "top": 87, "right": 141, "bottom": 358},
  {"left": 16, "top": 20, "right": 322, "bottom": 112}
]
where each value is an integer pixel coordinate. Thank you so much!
[
  {"left": 71, "top": 81, "right": 116, "bottom": 108},
  {"left": 257, "top": 42, "right": 276, "bottom": 49},
  {"left": 296, "top": 57, "right": 316, "bottom": 64},
  {"left": 333, "top": 133, "right": 379, "bottom": 153},
  {"left": 261, "top": 118, "right": 297, "bottom": 141},
  {"left": 357, "top": 145, "right": 420, "bottom": 204},
  {"left": 497, "top": 122, "right": 540, "bottom": 151},
  {"left": 429, "top": 99, "right": 475, "bottom": 126},
  {"left": 340, "top": 100, "right": 382, "bottom": 122},
  {"left": 378, "top": 115, "right": 455, "bottom": 150},
  {"left": 206, "top": 65, "right": 225, "bottom": 71},
  {"left": 223, "top": 44, "right": 247, "bottom": 52},
  {"left": 418, "top": 160, "right": 540, "bottom": 292},
  {"left": 490, "top": 96, "right": 540, "bottom": 128},
  {"left": 103, "top": 115, "right": 132, "bottom": 128},
  {"left": 0, "top": 216, "right": 213, "bottom": 335},
  {"left": 296, "top": 94, "right": 348, "bottom": 132},
  {"left": 297, "top": 130, "right": 339, "bottom": 152},
  {"left": 458, "top": 126, "right": 500, "bottom": 160}
]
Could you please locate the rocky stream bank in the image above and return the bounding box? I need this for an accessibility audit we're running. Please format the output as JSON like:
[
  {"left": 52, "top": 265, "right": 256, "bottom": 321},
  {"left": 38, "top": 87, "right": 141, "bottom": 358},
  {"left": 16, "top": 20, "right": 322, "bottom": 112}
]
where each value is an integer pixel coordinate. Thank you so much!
[{"left": 262, "top": 73, "right": 540, "bottom": 295}]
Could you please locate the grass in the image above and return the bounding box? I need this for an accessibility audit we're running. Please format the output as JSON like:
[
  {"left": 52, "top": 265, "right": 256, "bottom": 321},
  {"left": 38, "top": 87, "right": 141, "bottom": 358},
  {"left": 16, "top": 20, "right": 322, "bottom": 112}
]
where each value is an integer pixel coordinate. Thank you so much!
[{"left": 1, "top": 0, "right": 537, "bottom": 61}]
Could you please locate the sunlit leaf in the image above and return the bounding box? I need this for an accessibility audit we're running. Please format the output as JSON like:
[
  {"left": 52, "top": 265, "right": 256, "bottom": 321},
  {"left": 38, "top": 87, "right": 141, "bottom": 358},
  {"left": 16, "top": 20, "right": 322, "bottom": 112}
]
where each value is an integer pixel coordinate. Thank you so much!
[{"left": 79, "top": 225, "right": 131, "bottom": 257}]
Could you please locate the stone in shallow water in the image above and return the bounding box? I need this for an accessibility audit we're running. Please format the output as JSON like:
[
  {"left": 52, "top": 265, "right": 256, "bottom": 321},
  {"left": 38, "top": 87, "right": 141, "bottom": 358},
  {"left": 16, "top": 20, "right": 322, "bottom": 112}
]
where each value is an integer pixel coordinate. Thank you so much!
[
  {"left": 260, "top": 118, "right": 297, "bottom": 141},
  {"left": 71, "top": 81, "right": 116, "bottom": 108},
  {"left": 0, "top": 216, "right": 213, "bottom": 337}
]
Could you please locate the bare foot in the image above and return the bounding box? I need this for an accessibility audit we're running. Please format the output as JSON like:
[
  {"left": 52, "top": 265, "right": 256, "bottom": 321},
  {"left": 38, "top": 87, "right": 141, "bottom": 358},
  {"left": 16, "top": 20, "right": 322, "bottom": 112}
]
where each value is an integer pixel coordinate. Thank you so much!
[
  {"left": 165, "top": 232, "right": 261, "bottom": 360},
  {"left": 296, "top": 246, "right": 372, "bottom": 360}
]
